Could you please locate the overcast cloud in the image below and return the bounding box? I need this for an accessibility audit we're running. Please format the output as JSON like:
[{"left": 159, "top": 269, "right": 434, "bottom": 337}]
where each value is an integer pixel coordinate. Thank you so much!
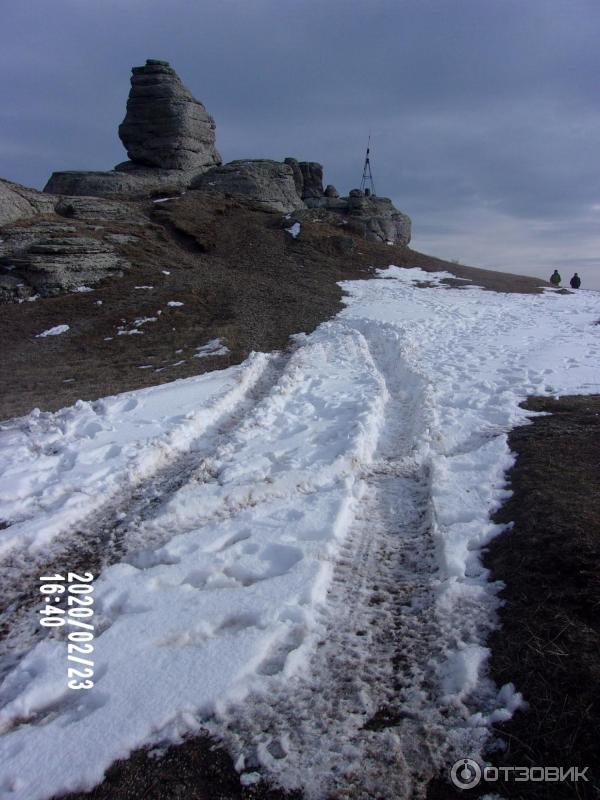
[{"left": 1, "top": 0, "right": 599, "bottom": 287}]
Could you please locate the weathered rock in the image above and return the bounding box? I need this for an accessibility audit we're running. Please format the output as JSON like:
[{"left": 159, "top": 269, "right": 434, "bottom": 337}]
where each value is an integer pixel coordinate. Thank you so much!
[
  {"left": 292, "top": 189, "right": 412, "bottom": 246},
  {"left": 44, "top": 167, "right": 196, "bottom": 199},
  {"left": 0, "top": 223, "right": 78, "bottom": 261},
  {"left": 0, "top": 179, "right": 57, "bottom": 226},
  {"left": 347, "top": 192, "right": 411, "bottom": 245},
  {"left": 0, "top": 274, "right": 32, "bottom": 302},
  {"left": 54, "top": 196, "right": 146, "bottom": 224},
  {"left": 284, "top": 158, "right": 304, "bottom": 196},
  {"left": 9, "top": 236, "right": 126, "bottom": 296},
  {"left": 191, "top": 160, "right": 304, "bottom": 213},
  {"left": 298, "top": 162, "right": 324, "bottom": 199},
  {"left": 118, "top": 60, "right": 221, "bottom": 171},
  {"left": 324, "top": 184, "right": 339, "bottom": 198}
]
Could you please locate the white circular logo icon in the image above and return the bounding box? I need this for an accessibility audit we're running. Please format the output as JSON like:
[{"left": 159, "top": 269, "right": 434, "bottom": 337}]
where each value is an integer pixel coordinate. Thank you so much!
[{"left": 450, "top": 758, "right": 482, "bottom": 789}]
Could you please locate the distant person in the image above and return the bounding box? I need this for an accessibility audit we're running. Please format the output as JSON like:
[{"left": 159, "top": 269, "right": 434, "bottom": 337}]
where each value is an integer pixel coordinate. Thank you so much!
[
  {"left": 549, "top": 270, "right": 561, "bottom": 287},
  {"left": 570, "top": 273, "right": 581, "bottom": 289}
]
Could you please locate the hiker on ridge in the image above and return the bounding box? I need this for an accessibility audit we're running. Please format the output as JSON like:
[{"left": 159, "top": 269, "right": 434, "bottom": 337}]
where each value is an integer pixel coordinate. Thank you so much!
[
  {"left": 550, "top": 270, "right": 561, "bottom": 287},
  {"left": 570, "top": 273, "right": 581, "bottom": 289}
]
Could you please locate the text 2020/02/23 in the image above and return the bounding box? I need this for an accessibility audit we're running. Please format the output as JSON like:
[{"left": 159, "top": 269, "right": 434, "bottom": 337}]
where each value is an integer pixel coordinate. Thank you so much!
[{"left": 39, "top": 572, "right": 95, "bottom": 689}]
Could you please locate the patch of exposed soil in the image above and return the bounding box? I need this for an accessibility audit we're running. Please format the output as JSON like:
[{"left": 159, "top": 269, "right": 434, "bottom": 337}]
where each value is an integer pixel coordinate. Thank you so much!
[
  {"left": 57, "top": 734, "right": 300, "bottom": 800},
  {"left": 0, "top": 192, "right": 545, "bottom": 420}
]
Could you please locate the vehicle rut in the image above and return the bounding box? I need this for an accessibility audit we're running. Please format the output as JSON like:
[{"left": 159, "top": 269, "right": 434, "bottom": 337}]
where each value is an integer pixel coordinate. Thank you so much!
[{"left": 0, "top": 352, "right": 292, "bottom": 683}]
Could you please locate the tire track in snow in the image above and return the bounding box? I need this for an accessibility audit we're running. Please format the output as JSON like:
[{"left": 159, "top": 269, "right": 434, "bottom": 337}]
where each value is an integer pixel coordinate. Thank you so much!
[
  {"left": 0, "top": 352, "right": 292, "bottom": 683},
  {"left": 215, "top": 324, "right": 464, "bottom": 798}
]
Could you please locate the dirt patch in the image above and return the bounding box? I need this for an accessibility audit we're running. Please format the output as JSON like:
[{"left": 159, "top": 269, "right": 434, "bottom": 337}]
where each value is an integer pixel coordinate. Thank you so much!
[
  {"left": 0, "top": 192, "right": 546, "bottom": 420},
  {"left": 58, "top": 734, "right": 300, "bottom": 800}
]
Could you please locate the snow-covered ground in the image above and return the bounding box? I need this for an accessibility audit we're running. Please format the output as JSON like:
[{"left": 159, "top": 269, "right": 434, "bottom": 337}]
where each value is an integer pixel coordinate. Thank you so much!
[{"left": 0, "top": 268, "right": 599, "bottom": 799}]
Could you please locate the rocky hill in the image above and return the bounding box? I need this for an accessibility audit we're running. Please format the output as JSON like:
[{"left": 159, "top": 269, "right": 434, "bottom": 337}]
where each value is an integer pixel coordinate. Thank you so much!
[{"left": 0, "top": 59, "right": 544, "bottom": 419}]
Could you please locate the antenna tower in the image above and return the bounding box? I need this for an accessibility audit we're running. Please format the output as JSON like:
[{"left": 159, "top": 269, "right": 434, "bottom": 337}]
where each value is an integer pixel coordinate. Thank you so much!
[{"left": 360, "top": 135, "right": 376, "bottom": 195}]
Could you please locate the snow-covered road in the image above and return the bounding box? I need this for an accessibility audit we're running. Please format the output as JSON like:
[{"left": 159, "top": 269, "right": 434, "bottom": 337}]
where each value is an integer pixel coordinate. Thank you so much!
[{"left": 0, "top": 268, "right": 599, "bottom": 799}]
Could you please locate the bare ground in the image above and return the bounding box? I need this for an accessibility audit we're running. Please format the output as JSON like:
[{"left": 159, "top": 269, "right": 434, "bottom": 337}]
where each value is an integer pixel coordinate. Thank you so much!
[{"left": 0, "top": 193, "right": 545, "bottom": 421}]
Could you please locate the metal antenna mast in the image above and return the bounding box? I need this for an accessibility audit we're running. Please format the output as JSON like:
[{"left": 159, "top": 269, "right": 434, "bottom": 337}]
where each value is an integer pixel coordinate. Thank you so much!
[{"left": 360, "top": 134, "right": 376, "bottom": 196}]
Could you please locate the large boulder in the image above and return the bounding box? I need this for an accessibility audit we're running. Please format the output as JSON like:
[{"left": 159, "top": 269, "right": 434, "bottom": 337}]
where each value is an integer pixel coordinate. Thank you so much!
[
  {"left": 191, "top": 160, "right": 304, "bottom": 213},
  {"left": 44, "top": 59, "right": 221, "bottom": 199},
  {"left": 347, "top": 191, "right": 411, "bottom": 245},
  {"left": 118, "top": 59, "right": 221, "bottom": 171},
  {"left": 0, "top": 179, "right": 56, "bottom": 226}
]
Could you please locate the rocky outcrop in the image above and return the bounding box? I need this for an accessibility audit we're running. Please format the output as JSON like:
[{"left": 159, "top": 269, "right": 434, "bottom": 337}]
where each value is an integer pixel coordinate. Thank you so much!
[
  {"left": 191, "top": 160, "right": 304, "bottom": 213},
  {"left": 0, "top": 179, "right": 56, "bottom": 226},
  {"left": 44, "top": 165, "right": 199, "bottom": 199},
  {"left": 283, "top": 158, "right": 304, "bottom": 197},
  {"left": 44, "top": 60, "right": 220, "bottom": 199},
  {"left": 0, "top": 214, "right": 132, "bottom": 300},
  {"left": 298, "top": 162, "right": 324, "bottom": 200},
  {"left": 7, "top": 236, "right": 126, "bottom": 296},
  {"left": 118, "top": 60, "right": 221, "bottom": 171},
  {"left": 54, "top": 195, "right": 146, "bottom": 225},
  {"left": 346, "top": 191, "right": 411, "bottom": 245}
]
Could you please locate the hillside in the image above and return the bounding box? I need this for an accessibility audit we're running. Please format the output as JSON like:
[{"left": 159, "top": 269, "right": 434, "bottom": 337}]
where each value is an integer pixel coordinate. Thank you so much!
[
  {"left": 0, "top": 190, "right": 544, "bottom": 421},
  {"left": 2, "top": 56, "right": 598, "bottom": 800}
]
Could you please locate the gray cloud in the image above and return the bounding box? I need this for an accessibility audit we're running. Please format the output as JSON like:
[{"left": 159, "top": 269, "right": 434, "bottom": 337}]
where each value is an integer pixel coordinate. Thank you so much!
[{"left": 1, "top": 0, "right": 599, "bottom": 287}]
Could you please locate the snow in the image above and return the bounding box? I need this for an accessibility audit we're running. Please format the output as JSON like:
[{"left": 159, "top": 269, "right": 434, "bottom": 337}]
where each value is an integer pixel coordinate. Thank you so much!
[
  {"left": 167, "top": 300, "right": 184, "bottom": 307},
  {"left": 1, "top": 267, "right": 599, "bottom": 799},
  {"left": 134, "top": 285, "right": 154, "bottom": 290},
  {"left": 161, "top": 270, "right": 171, "bottom": 275},
  {"left": 35, "top": 324, "right": 69, "bottom": 338},
  {"left": 73, "top": 286, "right": 93, "bottom": 293},
  {"left": 194, "top": 338, "right": 230, "bottom": 358},
  {"left": 0, "top": 354, "right": 270, "bottom": 558},
  {"left": 133, "top": 317, "right": 157, "bottom": 327},
  {"left": 285, "top": 222, "right": 301, "bottom": 238}
]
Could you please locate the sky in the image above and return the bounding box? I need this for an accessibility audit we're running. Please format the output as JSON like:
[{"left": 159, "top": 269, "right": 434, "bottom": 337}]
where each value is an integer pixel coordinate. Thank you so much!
[{"left": 1, "top": 0, "right": 599, "bottom": 288}]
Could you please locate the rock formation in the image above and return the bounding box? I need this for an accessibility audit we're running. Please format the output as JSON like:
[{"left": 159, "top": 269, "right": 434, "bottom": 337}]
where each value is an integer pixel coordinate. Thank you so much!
[
  {"left": 0, "top": 212, "right": 129, "bottom": 299},
  {"left": 9, "top": 236, "right": 125, "bottom": 296},
  {"left": 0, "top": 178, "right": 136, "bottom": 300},
  {"left": 1, "top": 59, "right": 414, "bottom": 302},
  {"left": 44, "top": 167, "right": 192, "bottom": 199},
  {"left": 346, "top": 191, "right": 412, "bottom": 245},
  {"left": 0, "top": 179, "right": 56, "bottom": 226},
  {"left": 282, "top": 159, "right": 325, "bottom": 201},
  {"left": 298, "top": 162, "right": 324, "bottom": 200},
  {"left": 44, "top": 60, "right": 220, "bottom": 198},
  {"left": 118, "top": 59, "right": 220, "bottom": 171},
  {"left": 191, "top": 160, "right": 304, "bottom": 213}
]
